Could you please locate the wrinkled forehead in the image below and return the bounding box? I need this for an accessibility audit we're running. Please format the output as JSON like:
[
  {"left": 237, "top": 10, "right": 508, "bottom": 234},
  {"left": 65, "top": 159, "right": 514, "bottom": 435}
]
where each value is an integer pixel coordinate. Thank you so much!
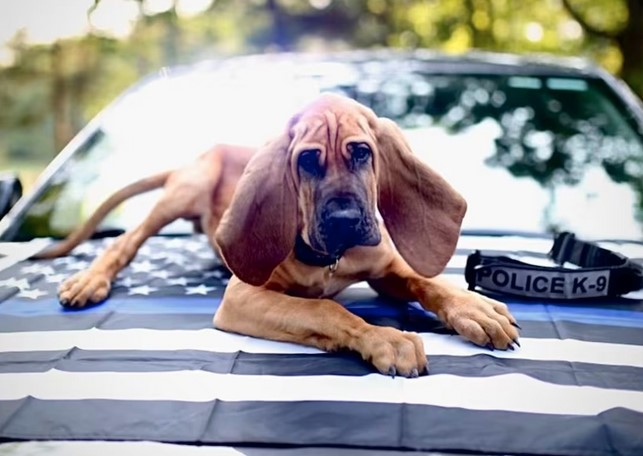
[{"left": 290, "top": 96, "right": 376, "bottom": 148}]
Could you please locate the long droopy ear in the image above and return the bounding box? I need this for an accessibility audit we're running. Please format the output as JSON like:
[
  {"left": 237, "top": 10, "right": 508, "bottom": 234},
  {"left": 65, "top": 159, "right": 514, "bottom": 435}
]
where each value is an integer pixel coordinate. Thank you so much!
[
  {"left": 376, "top": 118, "right": 467, "bottom": 278},
  {"left": 215, "top": 134, "right": 298, "bottom": 286}
]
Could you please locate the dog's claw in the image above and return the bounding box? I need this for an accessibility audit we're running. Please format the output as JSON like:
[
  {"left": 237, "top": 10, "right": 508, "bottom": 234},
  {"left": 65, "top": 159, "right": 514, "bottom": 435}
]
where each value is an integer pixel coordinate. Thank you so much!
[
  {"left": 513, "top": 338, "right": 521, "bottom": 348},
  {"left": 388, "top": 366, "right": 396, "bottom": 378},
  {"left": 485, "top": 343, "right": 495, "bottom": 351},
  {"left": 507, "top": 344, "right": 515, "bottom": 351},
  {"left": 410, "top": 368, "right": 419, "bottom": 378},
  {"left": 511, "top": 322, "right": 522, "bottom": 330}
]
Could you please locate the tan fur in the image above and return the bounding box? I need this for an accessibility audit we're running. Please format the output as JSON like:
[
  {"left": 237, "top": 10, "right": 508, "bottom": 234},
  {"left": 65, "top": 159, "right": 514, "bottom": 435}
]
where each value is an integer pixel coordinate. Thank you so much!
[{"left": 42, "top": 94, "right": 519, "bottom": 377}]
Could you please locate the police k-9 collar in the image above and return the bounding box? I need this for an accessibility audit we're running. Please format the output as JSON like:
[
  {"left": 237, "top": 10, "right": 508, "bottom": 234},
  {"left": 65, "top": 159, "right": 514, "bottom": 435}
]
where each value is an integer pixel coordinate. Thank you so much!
[{"left": 465, "top": 232, "right": 643, "bottom": 300}]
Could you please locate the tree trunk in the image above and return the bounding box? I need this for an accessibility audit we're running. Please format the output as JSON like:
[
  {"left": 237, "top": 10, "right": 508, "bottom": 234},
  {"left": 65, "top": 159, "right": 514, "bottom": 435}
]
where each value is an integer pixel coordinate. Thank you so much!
[
  {"left": 562, "top": 0, "right": 643, "bottom": 99},
  {"left": 616, "top": 0, "right": 643, "bottom": 97}
]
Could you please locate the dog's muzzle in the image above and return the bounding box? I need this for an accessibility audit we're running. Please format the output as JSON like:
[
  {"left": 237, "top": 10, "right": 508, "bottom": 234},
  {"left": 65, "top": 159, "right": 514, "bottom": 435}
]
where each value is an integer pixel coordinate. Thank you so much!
[{"left": 315, "top": 195, "right": 380, "bottom": 256}]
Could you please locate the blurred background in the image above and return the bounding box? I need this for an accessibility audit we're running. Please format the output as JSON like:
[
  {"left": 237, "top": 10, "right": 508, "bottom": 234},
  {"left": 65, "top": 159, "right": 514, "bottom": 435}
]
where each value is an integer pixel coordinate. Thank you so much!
[{"left": 0, "top": 0, "right": 641, "bottom": 193}]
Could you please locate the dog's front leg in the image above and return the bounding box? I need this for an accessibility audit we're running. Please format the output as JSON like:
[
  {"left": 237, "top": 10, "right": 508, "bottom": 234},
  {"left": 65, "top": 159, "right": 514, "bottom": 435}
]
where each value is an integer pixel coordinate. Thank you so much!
[
  {"left": 58, "top": 227, "right": 155, "bottom": 307},
  {"left": 214, "top": 276, "right": 427, "bottom": 377},
  {"left": 368, "top": 257, "right": 520, "bottom": 350},
  {"left": 58, "top": 191, "right": 192, "bottom": 307}
]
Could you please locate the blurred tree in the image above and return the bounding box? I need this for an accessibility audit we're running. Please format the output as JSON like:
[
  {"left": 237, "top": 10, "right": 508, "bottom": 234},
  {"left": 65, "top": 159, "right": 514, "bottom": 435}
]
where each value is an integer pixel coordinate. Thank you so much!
[
  {"left": 0, "top": 32, "right": 54, "bottom": 161},
  {"left": 561, "top": 0, "right": 643, "bottom": 96}
]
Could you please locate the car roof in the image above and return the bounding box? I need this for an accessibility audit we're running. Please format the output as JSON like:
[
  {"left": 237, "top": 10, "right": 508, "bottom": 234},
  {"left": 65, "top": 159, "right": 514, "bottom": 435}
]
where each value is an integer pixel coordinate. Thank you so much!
[{"left": 160, "top": 49, "right": 604, "bottom": 82}]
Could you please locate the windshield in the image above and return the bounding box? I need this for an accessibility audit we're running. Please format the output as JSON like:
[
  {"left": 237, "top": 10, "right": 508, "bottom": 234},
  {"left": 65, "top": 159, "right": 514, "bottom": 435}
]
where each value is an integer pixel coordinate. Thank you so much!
[{"left": 10, "top": 62, "right": 643, "bottom": 241}]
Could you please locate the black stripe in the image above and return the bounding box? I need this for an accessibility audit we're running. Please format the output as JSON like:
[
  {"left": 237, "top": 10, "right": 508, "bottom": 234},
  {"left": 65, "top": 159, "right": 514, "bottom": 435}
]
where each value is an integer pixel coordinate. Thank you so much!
[
  {"left": 98, "top": 313, "right": 213, "bottom": 330},
  {"left": 1, "top": 399, "right": 640, "bottom": 455},
  {"left": 517, "top": 319, "right": 643, "bottom": 345},
  {"left": 0, "top": 350, "right": 70, "bottom": 373},
  {"left": 2, "top": 349, "right": 642, "bottom": 391}
]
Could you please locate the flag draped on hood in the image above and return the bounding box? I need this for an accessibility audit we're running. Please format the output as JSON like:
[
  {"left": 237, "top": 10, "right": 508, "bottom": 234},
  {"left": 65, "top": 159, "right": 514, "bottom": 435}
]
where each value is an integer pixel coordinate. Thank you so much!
[{"left": 0, "top": 234, "right": 642, "bottom": 455}]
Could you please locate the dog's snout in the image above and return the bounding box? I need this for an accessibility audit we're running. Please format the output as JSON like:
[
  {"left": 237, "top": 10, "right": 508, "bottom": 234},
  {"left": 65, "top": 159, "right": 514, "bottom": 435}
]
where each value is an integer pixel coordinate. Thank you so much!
[
  {"left": 311, "top": 194, "right": 380, "bottom": 256},
  {"left": 324, "top": 197, "right": 361, "bottom": 229}
]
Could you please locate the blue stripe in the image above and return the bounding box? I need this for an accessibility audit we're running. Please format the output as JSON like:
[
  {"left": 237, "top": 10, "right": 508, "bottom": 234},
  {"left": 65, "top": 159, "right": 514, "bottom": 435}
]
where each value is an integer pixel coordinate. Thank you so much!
[
  {"left": 345, "top": 300, "right": 643, "bottom": 328},
  {"left": 2, "top": 295, "right": 643, "bottom": 329},
  {"left": 507, "top": 303, "right": 643, "bottom": 328},
  {"left": 0, "top": 296, "right": 219, "bottom": 316}
]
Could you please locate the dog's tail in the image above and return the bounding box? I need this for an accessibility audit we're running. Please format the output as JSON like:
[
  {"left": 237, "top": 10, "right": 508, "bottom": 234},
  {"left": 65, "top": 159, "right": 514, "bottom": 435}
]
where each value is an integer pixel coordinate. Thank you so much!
[{"left": 32, "top": 171, "right": 172, "bottom": 259}]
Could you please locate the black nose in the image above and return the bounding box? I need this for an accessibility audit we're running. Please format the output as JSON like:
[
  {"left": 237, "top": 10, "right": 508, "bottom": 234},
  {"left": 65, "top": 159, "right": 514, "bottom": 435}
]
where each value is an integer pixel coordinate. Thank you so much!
[{"left": 324, "top": 197, "right": 362, "bottom": 232}]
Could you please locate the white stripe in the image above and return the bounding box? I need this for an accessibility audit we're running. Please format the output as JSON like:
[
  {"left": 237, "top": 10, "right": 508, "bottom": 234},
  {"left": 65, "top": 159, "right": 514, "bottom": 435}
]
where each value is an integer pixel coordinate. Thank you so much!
[
  {"left": 0, "top": 327, "right": 322, "bottom": 355},
  {"left": 456, "top": 236, "right": 552, "bottom": 253},
  {"left": 1, "top": 369, "right": 642, "bottom": 416},
  {"left": 2, "top": 328, "right": 642, "bottom": 368},
  {"left": 424, "top": 334, "right": 643, "bottom": 368},
  {"left": 447, "top": 255, "right": 468, "bottom": 269},
  {"left": 0, "top": 441, "right": 244, "bottom": 456}
]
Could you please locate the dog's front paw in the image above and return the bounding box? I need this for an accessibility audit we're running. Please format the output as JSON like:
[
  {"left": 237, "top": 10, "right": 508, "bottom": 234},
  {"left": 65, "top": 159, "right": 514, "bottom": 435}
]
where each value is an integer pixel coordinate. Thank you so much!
[
  {"left": 357, "top": 326, "right": 428, "bottom": 377},
  {"left": 437, "top": 289, "right": 520, "bottom": 350},
  {"left": 58, "top": 271, "right": 111, "bottom": 308}
]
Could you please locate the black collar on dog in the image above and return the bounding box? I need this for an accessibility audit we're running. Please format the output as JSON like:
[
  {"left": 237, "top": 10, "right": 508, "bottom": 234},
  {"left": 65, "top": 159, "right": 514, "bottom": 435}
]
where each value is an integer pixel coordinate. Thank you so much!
[{"left": 294, "top": 235, "right": 341, "bottom": 270}]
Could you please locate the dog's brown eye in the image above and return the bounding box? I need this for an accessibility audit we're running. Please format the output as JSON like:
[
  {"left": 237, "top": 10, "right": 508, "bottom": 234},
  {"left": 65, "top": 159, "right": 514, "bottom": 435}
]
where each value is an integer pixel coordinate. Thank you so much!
[
  {"left": 348, "top": 142, "right": 371, "bottom": 164},
  {"left": 298, "top": 149, "right": 323, "bottom": 177}
]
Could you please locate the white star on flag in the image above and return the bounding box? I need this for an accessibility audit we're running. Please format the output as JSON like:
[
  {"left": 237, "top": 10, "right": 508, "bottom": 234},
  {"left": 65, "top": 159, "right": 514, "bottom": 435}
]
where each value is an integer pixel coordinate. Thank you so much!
[
  {"left": 150, "top": 270, "right": 170, "bottom": 279},
  {"left": 162, "top": 253, "right": 189, "bottom": 266},
  {"left": 128, "top": 285, "right": 158, "bottom": 296},
  {"left": 65, "top": 261, "right": 90, "bottom": 271},
  {"left": 130, "top": 261, "right": 156, "bottom": 273},
  {"left": 137, "top": 245, "right": 152, "bottom": 256},
  {"left": 71, "top": 243, "right": 99, "bottom": 256},
  {"left": 167, "top": 277, "right": 188, "bottom": 286},
  {"left": 165, "top": 238, "right": 187, "bottom": 249},
  {"left": 195, "top": 251, "right": 216, "bottom": 260},
  {"left": 20, "top": 264, "right": 56, "bottom": 275},
  {"left": 116, "top": 276, "right": 136, "bottom": 288},
  {"left": 0, "top": 278, "right": 31, "bottom": 290},
  {"left": 17, "top": 288, "right": 48, "bottom": 299},
  {"left": 52, "top": 257, "right": 78, "bottom": 266},
  {"left": 45, "top": 274, "right": 68, "bottom": 284},
  {"left": 184, "top": 284, "right": 215, "bottom": 295},
  {"left": 147, "top": 251, "right": 170, "bottom": 261},
  {"left": 183, "top": 241, "right": 204, "bottom": 253},
  {"left": 202, "top": 270, "right": 224, "bottom": 279}
]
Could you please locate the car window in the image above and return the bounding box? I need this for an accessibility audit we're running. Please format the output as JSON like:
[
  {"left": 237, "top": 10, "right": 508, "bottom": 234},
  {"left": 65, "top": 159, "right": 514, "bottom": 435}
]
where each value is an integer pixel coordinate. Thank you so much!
[
  {"left": 352, "top": 73, "right": 643, "bottom": 240},
  {"left": 10, "top": 67, "right": 643, "bottom": 242}
]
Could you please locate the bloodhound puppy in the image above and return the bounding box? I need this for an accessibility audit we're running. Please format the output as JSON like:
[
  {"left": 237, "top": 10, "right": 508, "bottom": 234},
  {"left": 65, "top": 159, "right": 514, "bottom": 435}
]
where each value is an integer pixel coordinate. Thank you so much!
[{"left": 38, "top": 93, "right": 519, "bottom": 377}]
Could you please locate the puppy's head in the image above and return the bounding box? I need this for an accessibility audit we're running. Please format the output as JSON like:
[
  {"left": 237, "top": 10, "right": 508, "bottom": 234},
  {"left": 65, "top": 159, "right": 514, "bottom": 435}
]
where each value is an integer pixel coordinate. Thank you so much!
[
  {"left": 216, "top": 93, "right": 466, "bottom": 286},
  {"left": 289, "top": 95, "right": 381, "bottom": 259}
]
